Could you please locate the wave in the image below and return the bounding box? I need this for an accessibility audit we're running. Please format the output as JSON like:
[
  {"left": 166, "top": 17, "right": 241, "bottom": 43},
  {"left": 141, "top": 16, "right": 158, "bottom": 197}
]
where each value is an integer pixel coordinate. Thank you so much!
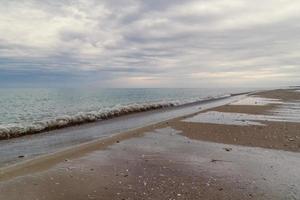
[{"left": 0, "top": 94, "right": 233, "bottom": 140}]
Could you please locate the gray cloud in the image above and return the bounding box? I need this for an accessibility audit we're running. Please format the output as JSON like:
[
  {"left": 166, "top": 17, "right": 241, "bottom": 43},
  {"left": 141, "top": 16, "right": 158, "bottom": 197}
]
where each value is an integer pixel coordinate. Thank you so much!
[{"left": 0, "top": 0, "right": 300, "bottom": 87}]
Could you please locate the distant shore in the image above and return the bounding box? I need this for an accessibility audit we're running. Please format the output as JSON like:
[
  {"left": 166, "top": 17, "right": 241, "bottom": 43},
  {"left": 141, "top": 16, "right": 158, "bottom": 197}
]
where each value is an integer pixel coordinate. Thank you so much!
[{"left": 1, "top": 88, "right": 300, "bottom": 200}]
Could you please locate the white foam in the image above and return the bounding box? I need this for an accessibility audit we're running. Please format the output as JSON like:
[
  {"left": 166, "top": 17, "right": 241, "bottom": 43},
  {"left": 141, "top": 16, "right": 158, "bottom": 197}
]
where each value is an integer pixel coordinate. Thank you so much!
[
  {"left": 0, "top": 102, "right": 176, "bottom": 139},
  {"left": 0, "top": 94, "right": 234, "bottom": 139},
  {"left": 230, "top": 96, "right": 282, "bottom": 106}
]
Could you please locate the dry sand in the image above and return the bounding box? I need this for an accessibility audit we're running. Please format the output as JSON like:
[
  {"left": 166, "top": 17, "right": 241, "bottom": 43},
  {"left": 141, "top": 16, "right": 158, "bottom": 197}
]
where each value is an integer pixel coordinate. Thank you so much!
[{"left": 0, "top": 89, "right": 300, "bottom": 200}]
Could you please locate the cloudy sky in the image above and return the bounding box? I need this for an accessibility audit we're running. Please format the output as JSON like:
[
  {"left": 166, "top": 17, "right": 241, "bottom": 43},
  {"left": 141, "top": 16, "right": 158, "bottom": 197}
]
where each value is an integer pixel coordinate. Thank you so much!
[{"left": 0, "top": 0, "right": 300, "bottom": 88}]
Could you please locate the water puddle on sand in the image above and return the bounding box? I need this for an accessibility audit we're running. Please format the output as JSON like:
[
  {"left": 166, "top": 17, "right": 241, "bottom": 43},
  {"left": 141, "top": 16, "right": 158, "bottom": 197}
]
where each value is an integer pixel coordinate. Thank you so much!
[
  {"left": 183, "top": 96, "right": 300, "bottom": 126},
  {"left": 182, "top": 111, "right": 265, "bottom": 126},
  {"left": 230, "top": 96, "right": 282, "bottom": 106}
]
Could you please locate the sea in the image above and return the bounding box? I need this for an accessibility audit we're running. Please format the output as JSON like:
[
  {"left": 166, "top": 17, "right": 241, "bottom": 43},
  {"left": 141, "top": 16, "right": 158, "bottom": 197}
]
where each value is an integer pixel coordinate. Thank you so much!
[{"left": 0, "top": 88, "right": 254, "bottom": 138}]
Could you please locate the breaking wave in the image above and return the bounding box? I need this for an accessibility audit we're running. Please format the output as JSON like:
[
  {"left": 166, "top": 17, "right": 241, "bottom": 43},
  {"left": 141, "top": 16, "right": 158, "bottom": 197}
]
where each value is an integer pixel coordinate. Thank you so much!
[{"left": 0, "top": 94, "right": 232, "bottom": 140}]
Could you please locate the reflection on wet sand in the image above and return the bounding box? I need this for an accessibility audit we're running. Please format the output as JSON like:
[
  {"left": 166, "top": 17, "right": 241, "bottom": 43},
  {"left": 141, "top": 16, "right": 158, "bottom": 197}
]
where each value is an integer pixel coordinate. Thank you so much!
[{"left": 1, "top": 127, "right": 299, "bottom": 200}]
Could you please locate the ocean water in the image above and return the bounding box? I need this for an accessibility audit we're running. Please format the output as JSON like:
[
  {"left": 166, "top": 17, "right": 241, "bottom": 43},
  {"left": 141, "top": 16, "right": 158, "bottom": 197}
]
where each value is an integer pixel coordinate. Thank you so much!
[{"left": 0, "top": 88, "right": 252, "bottom": 138}]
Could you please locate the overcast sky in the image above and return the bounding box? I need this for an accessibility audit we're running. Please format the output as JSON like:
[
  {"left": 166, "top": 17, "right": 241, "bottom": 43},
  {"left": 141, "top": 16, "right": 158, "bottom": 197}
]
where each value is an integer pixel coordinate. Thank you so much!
[{"left": 0, "top": 0, "right": 300, "bottom": 88}]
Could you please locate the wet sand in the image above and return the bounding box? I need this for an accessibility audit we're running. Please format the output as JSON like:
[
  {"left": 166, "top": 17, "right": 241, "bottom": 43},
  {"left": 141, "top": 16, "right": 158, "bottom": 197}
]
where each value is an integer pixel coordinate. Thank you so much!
[
  {"left": 0, "top": 94, "right": 245, "bottom": 169},
  {"left": 255, "top": 89, "right": 300, "bottom": 101},
  {"left": 0, "top": 89, "right": 300, "bottom": 199},
  {"left": 171, "top": 89, "right": 300, "bottom": 152}
]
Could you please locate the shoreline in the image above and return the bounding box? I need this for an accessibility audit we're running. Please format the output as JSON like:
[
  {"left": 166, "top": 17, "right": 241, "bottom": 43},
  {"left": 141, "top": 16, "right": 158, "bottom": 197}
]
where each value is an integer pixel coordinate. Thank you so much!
[
  {"left": 0, "top": 89, "right": 292, "bottom": 176},
  {"left": 1, "top": 88, "right": 300, "bottom": 199},
  {"left": 0, "top": 91, "right": 251, "bottom": 141},
  {"left": 0, "top": 92, "right": 248, "bottom": 169}
]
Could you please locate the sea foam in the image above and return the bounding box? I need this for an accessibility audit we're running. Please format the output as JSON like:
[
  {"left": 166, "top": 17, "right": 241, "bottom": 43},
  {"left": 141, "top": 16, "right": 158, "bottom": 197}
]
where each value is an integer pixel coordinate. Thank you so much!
[{"left": 0, "top": 93, "right": 234, "bottom": 140}]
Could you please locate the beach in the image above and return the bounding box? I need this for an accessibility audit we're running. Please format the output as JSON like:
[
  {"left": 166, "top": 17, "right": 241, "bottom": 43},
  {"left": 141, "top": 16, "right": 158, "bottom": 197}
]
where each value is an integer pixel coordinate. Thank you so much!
[{"left": 0, "top": 88, "right": 300, "bottom": 199}]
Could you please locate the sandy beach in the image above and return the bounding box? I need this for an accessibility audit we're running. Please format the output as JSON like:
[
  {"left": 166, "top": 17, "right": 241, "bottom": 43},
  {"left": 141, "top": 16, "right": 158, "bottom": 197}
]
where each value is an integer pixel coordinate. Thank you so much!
[
  {"left": 0, "top": 89, "right": 300, "bottom": 200},
  {"left": 2, "top": 0, "right": 300, "bottom": 199}
]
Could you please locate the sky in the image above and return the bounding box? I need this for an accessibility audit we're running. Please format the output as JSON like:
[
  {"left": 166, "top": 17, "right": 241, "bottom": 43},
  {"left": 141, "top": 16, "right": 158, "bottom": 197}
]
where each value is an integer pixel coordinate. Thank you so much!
[{"left": 0, "top": 0, "right": 300, "bottom": 88}]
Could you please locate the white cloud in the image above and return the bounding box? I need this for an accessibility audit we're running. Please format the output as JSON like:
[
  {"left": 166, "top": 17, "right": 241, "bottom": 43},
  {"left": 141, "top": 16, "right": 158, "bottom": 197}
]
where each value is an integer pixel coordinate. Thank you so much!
[{"left": 0, "top": 0, "right": 300, "bottom": 87}]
